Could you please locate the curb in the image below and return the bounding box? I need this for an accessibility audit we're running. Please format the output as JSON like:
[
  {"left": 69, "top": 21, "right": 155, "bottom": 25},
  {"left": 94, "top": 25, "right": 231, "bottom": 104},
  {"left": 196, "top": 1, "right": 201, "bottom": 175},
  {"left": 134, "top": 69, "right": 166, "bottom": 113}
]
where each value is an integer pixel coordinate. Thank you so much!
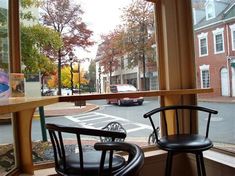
[{"left": 43, "top": 105, "right": 100, "bottom": 117}]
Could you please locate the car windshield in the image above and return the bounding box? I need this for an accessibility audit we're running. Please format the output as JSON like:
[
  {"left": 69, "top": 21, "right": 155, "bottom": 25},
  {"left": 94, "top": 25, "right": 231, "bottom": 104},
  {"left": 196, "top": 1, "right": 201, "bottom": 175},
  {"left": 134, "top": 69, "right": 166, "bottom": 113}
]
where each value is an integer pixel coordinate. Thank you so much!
[{"left": 117, "top": 85, "right": 137, "bottom": 92}]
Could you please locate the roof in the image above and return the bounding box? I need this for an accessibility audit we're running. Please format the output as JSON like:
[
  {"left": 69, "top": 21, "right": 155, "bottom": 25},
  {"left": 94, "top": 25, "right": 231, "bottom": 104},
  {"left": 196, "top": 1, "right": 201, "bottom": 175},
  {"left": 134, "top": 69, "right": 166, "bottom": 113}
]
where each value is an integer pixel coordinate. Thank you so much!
[{"left": 194, "top": 0, "right": 235, "bottom": 30}]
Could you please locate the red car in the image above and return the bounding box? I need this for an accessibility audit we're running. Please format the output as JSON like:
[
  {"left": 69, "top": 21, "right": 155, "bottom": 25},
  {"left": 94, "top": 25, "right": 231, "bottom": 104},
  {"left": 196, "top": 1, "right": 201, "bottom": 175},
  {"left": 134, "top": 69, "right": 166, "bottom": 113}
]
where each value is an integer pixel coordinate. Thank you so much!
[{"left": 107, "top": 84, "right": 144, "bottom": 106}]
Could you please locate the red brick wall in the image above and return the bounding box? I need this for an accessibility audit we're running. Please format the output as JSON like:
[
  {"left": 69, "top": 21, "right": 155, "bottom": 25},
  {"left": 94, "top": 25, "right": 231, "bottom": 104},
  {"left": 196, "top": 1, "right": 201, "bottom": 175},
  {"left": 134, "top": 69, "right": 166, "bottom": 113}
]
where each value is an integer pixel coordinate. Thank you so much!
[{"left": 195, "top": 23, "right": 229, "bottom": 98}]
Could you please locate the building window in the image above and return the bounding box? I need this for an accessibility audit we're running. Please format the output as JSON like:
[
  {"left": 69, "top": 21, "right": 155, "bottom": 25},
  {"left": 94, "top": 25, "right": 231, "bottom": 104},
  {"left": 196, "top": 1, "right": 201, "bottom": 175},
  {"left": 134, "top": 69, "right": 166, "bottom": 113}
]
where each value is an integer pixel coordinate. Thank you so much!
[
  {"left": 198, "top": 33, "right": 208, "bottom": 57},
  {"left": 229, "top": 24, "right": 235, "bottom": 50},
  {"left": 212, "top": 28, "right": 224, "bottom": 54},
  {"left": 199, "top": 65, "right": 210, "bottom": 88},
  {"left": 205, "top": 2, "right": 215, "bottom": 20}
]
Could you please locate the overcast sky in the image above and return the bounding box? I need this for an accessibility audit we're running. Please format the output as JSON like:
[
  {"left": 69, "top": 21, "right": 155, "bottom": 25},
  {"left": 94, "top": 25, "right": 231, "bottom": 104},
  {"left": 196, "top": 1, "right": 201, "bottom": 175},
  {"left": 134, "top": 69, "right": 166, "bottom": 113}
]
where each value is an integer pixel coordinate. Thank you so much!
[{"left": 76, "top": 0, "right": 132, "bottom": 63}]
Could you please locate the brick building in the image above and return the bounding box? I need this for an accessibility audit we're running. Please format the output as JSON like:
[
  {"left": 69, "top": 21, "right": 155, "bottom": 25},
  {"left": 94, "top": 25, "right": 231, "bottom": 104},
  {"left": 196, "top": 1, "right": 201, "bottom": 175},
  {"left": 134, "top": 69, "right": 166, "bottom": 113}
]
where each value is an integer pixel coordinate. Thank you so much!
[{"left": 194, "top": 0, "right": 235, "bottom": 97}]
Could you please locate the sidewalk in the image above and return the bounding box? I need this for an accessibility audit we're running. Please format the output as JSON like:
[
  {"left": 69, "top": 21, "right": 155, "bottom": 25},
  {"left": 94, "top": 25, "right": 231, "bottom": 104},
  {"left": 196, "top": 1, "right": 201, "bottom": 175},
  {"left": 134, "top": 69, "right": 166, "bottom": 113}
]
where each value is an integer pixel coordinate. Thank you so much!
[
  {"left": 198, "top": 96, "right": 235, "bottom": 103},
  {"left": 43, "top": 102, "right": 99, "bottom": 117}
]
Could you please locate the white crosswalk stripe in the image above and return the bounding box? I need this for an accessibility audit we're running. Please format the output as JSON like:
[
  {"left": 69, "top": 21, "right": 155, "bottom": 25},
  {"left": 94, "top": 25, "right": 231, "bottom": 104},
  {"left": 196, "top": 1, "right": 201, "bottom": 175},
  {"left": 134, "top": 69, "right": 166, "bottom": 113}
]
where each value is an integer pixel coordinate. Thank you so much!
[{"left": 65, "top": 112, "right": 152, "bottom": 134}]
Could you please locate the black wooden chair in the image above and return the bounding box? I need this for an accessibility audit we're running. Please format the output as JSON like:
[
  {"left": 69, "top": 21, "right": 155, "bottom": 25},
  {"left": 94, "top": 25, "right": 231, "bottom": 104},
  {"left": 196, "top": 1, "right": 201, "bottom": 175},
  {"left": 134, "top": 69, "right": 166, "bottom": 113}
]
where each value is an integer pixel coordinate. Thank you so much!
[
  {"left": 46, "top": 123, "right": 126, "bottom": 176},
  {"left": 143, "top": 105, "right": 218, "bottom": 176},
  {"left": 95, "top": 141, "right": 144, "bottom": 176}
]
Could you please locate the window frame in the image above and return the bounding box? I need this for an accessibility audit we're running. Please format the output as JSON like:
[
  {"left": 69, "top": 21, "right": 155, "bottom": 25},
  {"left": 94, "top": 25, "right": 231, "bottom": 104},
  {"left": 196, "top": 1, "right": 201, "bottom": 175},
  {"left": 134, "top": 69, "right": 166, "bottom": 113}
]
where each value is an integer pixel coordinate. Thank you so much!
[
  {"left": 199, "top": 65, "right": 210, "bottom": 88},
  {"left": 212, "top": 28, "right": 225, "bottom": 54},
  {"left": 198, "top": 32, "right": 208, "bottom": 57},
  {"left": 205, "top": 1, "right": 215, "bottom": 20}
]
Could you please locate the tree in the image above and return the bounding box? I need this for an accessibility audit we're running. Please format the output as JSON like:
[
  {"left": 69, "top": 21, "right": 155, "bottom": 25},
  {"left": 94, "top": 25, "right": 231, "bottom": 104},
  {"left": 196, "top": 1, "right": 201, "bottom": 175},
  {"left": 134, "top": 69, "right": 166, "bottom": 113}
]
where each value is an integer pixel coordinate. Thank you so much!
[
  {"left": 41, "top": 0, "right": 94, "bottom": 95},
  {"left": 98, "top": 27, "right": 125, "bottom": 84},
  {"left": 87, "top": 60, "right": 96, "bottom": 92},
  {"left": 61, "top": 64, "right": 87, "bottom": 88},
  {"left": 121, "top": 0, "right": 155, "bottom": 90},
  {"left": 21, "top": 24, "right": 62, "bottom": 74},
  {"left": 20, "top": 0, "right": 63, "bottom": 94},
  {"left": 21, "top": 24, "right": 62, "bottom": 92}
]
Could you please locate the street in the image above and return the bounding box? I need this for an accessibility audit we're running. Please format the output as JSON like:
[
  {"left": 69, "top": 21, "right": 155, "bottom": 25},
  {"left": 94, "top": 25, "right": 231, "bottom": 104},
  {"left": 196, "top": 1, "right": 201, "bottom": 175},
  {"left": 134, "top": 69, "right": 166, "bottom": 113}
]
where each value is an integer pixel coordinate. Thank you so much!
[{"left": 0, "top": 99, "right": 234, "bottom": 147}]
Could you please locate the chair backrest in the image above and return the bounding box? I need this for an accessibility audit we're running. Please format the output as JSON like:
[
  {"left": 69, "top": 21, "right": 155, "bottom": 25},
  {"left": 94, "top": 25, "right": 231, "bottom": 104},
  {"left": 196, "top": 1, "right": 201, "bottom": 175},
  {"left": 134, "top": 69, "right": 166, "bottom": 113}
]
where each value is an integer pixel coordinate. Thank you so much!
[
  {"left": 46, "top": 123, "right": 126, "bottom": 175},
  {"left": 94, "top": 142, "right": 144, "bottom": 176},
  {"left": 143, "top": 105, "right": 218, "bottom": 142},
  {"left": 100, "top": 121, "right": 127, "bottom": 142}
]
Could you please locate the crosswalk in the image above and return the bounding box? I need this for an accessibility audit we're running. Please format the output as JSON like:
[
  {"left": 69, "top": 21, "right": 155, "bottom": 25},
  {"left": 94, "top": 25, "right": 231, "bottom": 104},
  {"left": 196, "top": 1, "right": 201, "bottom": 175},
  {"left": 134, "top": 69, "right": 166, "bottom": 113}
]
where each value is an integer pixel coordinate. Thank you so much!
[{"left": 65, "top": 112, "right": 153, "bottom": 135}]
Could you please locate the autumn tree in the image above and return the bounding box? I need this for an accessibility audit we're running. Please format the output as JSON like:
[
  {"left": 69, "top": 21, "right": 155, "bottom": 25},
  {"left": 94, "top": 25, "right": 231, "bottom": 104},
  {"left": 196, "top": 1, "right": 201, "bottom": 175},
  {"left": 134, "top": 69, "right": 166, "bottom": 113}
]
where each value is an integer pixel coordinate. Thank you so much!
[
  {"left": 121, "top": 0, "right": 155, "bottom": 90},
  {"left": 20, "top": 0, "right": 63, "bottom": 95},
  {"left": 61, "top": 64, "right": 87, "bottom": 88},
  {"left": 98, "top": 27, "right": 125, "bottom": 84},
  {"left": 41, "top": 0, "right": 94, "bottom": 95}
]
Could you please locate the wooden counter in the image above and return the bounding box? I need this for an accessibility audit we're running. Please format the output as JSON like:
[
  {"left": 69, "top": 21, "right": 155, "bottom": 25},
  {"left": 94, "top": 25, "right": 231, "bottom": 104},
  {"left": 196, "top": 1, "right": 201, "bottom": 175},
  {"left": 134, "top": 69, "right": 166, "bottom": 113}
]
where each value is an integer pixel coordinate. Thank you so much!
[
  {"left": 0, "top": 96, "right": 59, "bottom": 174},
  {"left": 0, "top": 88, "right": 212, "bottom": 175}
]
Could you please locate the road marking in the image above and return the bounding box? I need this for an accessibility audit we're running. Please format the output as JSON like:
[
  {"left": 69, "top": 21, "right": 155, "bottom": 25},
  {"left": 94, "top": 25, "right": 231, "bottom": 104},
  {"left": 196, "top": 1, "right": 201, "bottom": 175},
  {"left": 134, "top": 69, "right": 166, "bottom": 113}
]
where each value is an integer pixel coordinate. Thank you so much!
[{"left": 65, "top": 112, "right": 152, "bottom": 134}]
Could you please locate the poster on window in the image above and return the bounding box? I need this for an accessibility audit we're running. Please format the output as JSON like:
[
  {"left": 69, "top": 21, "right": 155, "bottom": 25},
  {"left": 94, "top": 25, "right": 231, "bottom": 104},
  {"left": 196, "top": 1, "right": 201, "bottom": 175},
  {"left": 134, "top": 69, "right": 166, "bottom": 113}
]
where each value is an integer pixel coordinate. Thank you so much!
[
  {"left": 10, "top": 73, "right": 25, "bottom": 97},
  {"left": 0, "top": 70, "right": 10, "bottom": 99}
]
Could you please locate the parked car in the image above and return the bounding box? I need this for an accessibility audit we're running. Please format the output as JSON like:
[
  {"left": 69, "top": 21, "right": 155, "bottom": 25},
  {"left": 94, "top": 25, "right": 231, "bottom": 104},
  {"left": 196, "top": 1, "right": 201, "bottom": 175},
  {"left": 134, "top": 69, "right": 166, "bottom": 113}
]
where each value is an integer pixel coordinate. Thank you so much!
[{"left": 107, "top": 84, "right": 144, "bottom": 106}]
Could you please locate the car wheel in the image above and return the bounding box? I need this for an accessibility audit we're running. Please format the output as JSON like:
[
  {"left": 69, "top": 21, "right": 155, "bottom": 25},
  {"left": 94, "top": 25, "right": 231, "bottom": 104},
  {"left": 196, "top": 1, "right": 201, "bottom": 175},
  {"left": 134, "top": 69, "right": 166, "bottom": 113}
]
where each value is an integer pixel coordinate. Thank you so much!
[
  {"left": 138, "top": 102, "right": 143, "bottom": 105},
  {"left": 117, "top": 100, "right": 122, "bottom": 106}
]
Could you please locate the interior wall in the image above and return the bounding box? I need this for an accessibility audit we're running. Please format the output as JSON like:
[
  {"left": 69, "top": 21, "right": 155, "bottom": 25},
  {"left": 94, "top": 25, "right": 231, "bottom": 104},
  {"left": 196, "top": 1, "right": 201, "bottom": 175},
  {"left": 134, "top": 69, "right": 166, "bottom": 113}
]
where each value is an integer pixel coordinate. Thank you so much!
[{"left": 141, "top": 152, "right": 235, "bottom": 176}]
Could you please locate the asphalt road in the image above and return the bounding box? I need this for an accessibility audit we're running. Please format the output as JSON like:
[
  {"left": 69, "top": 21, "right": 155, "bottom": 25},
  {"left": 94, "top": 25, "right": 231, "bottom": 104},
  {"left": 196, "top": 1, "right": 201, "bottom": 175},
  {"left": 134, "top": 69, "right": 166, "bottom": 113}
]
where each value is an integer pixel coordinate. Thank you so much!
[{"left": 0, "top": 98, "right": 234, "bottom": 147}]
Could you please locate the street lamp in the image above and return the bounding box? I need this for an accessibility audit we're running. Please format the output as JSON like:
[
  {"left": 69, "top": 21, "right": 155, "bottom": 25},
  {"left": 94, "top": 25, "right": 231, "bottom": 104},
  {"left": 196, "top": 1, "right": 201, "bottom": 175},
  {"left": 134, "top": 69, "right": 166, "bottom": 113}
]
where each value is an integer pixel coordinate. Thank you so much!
[
  {"left": 69, "top": 52, "right": 74, "bottom": 95},
  {"left": 98, "top": 66, "right": 101, "bottom": 93}
]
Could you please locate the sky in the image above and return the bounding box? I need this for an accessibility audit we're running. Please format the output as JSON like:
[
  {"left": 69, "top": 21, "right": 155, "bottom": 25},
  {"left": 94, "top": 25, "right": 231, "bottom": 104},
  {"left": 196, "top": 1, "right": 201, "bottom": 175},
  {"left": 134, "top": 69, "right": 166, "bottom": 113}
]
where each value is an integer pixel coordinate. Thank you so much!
[{"left": 75, "top": 0, "right": 132, "bottom": 65}]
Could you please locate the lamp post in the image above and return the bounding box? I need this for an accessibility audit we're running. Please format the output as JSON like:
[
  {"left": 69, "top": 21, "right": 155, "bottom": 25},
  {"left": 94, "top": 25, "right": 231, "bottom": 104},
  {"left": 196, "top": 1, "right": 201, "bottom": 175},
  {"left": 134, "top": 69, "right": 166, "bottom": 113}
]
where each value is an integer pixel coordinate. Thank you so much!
[
  {"left": 98, "top": 66, "right": 101, "bottom": 93},
  {"left": 69, "top": 52, "right": 74, "bottom": 95}
]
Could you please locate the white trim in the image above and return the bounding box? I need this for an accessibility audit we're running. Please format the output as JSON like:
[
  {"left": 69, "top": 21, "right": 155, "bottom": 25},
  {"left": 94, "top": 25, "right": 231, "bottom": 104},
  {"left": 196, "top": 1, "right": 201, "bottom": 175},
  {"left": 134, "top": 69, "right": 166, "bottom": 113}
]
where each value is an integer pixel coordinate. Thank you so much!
[
  {"left": 195, "top": 17, "right": 235, "bottom": 31},
  {"left": 198, "top": 33, "right": 208, "bottom": 57},
  {"left": 224, "top": 3, "right": 235, "bottom": 15},
  {"left": 212, "top": 28, "right": 225, "bottom": 54},
  {"left": 193, "top": 8, "right": 196, "bottom": 25},
  {"left": 229, "top": 24, "right": 235, "bottom": 51}
]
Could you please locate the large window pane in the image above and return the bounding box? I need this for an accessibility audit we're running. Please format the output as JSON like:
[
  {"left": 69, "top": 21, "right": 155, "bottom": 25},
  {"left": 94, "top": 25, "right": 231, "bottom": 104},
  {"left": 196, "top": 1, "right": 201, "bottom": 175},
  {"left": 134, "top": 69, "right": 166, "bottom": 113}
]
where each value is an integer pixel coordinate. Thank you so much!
[
  {"left": 14, "top": 0, "right": 158, "bottom": 165},
  {"left": 193, "top": 0, "right": 235, "bottom": 153}
]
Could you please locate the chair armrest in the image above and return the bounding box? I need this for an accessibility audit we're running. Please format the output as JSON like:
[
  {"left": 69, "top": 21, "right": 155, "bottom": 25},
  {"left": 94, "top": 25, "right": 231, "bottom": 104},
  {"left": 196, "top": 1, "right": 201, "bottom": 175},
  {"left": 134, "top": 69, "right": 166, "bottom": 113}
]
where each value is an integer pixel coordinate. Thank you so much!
[{"left": 46, "top": 123, "right": 126, "bottom": 139}]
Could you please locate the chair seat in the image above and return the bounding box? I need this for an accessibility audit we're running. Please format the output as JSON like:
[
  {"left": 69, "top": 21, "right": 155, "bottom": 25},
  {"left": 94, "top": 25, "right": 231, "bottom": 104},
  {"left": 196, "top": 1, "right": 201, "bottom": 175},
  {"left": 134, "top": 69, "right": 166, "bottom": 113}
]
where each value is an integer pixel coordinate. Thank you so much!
[
  {"left": 58, "top": 150, "right": 126, "bottom": 175},
  {"left": 158, "top": 134, "right": 213, "bottom": 152}
]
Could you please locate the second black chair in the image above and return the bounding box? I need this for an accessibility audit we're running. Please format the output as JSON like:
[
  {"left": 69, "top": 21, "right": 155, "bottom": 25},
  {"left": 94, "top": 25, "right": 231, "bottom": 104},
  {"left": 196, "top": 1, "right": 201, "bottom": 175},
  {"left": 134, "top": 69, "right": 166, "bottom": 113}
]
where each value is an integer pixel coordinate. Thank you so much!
[
  {"left": 143, "top": 105, "right": 218, "bottom": 176},
  {"left": 46, "top": 123, "right": 126, "bottom": 176}
]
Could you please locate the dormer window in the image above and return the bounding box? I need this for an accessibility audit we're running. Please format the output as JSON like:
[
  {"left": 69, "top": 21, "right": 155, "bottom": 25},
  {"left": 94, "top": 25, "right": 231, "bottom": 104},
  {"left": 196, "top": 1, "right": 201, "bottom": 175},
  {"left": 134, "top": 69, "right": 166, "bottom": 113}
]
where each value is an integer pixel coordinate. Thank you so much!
[{"left": 206, "top": 1, "right": 215, "bottom": 20}]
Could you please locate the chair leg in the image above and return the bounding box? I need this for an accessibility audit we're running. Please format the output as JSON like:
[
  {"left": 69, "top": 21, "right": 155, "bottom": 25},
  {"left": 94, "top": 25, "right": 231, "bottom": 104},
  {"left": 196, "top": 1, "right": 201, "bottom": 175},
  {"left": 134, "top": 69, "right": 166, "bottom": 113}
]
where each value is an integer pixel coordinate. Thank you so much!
[
  {"left": 165, "top": 152, "right": 173, "bottom": 176},
  {"left": 199, "top": 152, "right": 206, "bottom": 176},
  {"left": 196, "top": 153, "right": 202, "bottom": 176},
  {"left": 196, "top": 152, "right": 207, "bottom": 176}
]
